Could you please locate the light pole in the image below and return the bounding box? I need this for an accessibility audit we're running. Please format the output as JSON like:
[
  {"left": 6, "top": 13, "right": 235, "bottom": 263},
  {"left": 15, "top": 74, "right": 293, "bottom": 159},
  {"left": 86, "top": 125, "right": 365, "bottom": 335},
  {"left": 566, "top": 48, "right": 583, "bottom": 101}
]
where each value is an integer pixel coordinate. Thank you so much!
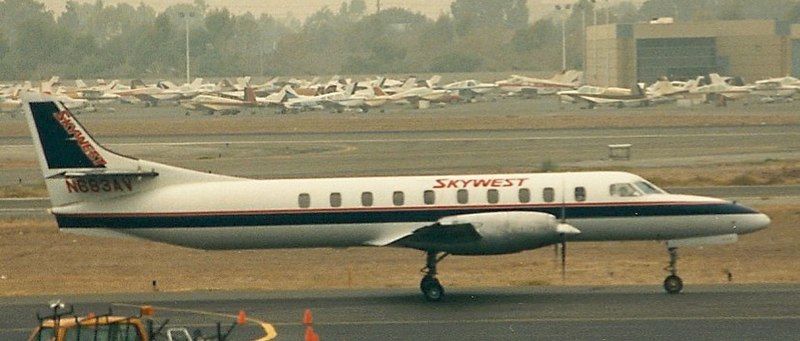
[
  {"left": 179, "top": 12, "right": 194, "bottom": 84},
  {"left": 555, "top": 4, "right": 571, "bottom": 71}
]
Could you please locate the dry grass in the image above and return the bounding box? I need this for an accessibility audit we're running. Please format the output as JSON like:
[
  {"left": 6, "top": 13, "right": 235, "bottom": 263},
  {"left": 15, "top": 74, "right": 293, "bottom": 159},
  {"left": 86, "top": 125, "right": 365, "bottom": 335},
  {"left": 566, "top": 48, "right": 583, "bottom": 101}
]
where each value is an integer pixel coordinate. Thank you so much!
[
  {"left": 0, "top": 204, "right": 796, "bottom": 296},
  {"left": 1, "top": 102, "right": 798, "bottom": 296}
]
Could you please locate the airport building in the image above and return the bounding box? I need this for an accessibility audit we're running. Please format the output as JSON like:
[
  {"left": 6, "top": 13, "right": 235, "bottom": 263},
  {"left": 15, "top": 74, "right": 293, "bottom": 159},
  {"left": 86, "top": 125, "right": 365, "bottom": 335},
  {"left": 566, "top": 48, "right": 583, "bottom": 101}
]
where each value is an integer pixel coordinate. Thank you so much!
[{"left": 585, "top": 19, "right": 800, "bottom": 87}]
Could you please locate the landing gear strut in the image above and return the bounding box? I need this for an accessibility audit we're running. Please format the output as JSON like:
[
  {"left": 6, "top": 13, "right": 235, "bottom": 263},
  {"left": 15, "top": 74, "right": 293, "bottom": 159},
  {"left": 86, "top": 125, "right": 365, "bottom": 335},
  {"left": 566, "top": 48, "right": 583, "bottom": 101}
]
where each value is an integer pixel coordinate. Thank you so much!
[
  {"left": 663, "top": 246, "right": 684, "bottom": 294},
  {"left": 420, "top": 251, "right": 448, "bottom": 301}
]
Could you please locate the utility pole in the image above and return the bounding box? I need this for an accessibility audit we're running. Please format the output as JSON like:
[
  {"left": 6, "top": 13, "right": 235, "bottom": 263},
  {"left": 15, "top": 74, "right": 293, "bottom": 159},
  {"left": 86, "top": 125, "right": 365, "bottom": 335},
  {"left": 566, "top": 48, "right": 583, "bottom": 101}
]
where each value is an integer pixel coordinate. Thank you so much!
[
  {"left": 179, "top": 12, "right": 194, "bottom": 84},
  {"left": 555, "top": 4, "right": 572, "bottom": 71}
]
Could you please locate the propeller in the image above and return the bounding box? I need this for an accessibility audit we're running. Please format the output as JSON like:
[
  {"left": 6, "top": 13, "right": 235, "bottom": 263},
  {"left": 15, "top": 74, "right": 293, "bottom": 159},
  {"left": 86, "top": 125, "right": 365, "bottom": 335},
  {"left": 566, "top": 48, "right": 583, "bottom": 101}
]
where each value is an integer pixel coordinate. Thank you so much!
[{"left": 555, "top": 179, "right": 581, "bottom": 281}]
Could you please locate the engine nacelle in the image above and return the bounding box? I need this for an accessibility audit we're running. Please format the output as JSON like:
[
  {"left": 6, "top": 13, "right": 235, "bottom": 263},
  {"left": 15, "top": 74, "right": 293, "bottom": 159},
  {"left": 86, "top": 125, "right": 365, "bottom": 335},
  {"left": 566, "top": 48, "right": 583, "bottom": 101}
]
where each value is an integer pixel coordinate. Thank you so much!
[{"left": 434, "top": 211, "right": 563, "bottom": 255}]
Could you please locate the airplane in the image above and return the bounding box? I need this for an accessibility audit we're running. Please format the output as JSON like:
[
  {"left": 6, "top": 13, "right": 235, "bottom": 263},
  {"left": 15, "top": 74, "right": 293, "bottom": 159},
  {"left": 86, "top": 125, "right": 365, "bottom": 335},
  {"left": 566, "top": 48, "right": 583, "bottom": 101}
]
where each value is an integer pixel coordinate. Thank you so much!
[
  {"left": 557, "top": 83, "right": 648, "bottom": 108},
  {"left": 113, "top": 80, "right": 182, "bottom": 107},
  {"left": 441, "top": 79, "right": 498, "bottom": 100},
  {"left": 388, "top": 76, "right": 461, "bottom": 106},
  {"left": 495, "top": 70, "right": 583, "bottom": 96},
  {"left": 22, "top": 94, "right": 770, "bottom": 301},
  {"left": 1, "top": 86, "right": 22, "bottom": 113},
  {"left": 157, "top": 78, "right": 217, "bottom": 99},
  {"left": 690, "top": 73, "right": 751, "bottom": 101},
  {"left": 645, "top": 77, "right": 701, "bottom": 104},
  {"left": 0, "top": 94, "right": 22, "bottom": 113},
  {"left": 748, "top": 76, "right": 800, "bottom": 103},
  {"left": 181, "top": 87, "right": 262, "bottom": 115}
]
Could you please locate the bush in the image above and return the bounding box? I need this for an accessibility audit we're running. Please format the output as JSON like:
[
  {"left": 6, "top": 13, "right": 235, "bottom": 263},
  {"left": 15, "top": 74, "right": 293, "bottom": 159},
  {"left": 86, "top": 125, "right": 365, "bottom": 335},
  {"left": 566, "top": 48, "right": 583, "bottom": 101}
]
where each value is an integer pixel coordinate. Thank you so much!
[{"left": 429, "top": 52, "right": 482, "bottom": 73}]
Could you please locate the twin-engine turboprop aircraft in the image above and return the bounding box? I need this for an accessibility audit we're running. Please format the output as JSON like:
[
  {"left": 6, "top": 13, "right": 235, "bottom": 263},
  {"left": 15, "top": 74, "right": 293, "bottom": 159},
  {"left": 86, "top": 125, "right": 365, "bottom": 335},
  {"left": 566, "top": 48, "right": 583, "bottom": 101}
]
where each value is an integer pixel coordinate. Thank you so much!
[{"left": 23, "top": 94, "right": 770, "bottom": 301}]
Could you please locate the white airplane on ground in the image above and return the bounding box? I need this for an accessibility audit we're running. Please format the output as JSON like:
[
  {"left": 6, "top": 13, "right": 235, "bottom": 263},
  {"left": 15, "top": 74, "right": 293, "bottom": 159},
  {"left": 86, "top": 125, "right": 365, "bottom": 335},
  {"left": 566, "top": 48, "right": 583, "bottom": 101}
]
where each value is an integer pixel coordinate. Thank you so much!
[
  {"left": 690, "top": 73, "right": 751, "bottom": 101},
  {"left": 558, "top": 83, "right": 648, "bottom": 108},
  {"left": 182, "top": 87, "right": 262, "bottom": 115},
  {"left": 441, "top": 79, "right": 498, "bottom": 100},
  {"left": 113, "top": 80, "right": 182, "bottom": 107},
  {"left": 748, "top": 76, "right": 800, "bottom": 102},
  {"left": 23, "top": 94, "right": 770, "bottom": 301},
  {"left": 0, "top": 94, "right": 21, "bottom": 113},
  {"left": 496, "top": 70, "right": 583, "bottom": 96}
]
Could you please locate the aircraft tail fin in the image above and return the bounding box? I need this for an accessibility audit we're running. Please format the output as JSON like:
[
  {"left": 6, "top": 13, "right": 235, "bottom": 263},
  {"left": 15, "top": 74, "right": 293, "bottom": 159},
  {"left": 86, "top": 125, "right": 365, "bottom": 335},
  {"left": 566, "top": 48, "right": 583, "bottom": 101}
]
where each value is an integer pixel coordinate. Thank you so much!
[
  {"left": 373, "top": 85, "right": 388, "bottom": 97},
  {"left": 23, "top": 94, "right": 229, "bottom": 208},
  {"left": 131, "top": 79, "right": 147, "bottom": 89},
  {"left": 244, "top": 86, "right": 257, "bottom": 103}
]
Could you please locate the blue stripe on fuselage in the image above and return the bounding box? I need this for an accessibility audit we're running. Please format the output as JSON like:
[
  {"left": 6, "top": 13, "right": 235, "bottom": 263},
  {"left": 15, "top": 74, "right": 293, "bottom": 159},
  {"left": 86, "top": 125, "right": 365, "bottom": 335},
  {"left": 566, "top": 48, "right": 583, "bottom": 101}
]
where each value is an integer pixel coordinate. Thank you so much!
[{"left": 53, "top": 202, "right": 758, "bottom": 229}]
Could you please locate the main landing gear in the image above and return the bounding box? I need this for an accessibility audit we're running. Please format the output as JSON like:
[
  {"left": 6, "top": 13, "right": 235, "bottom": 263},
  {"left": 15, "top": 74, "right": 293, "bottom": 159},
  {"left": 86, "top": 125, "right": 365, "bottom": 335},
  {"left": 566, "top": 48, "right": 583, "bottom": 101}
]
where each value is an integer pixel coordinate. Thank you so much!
[
  {"left": 420, "top": 251, "right": 448, "bottom": 301},
  {"left": 663, "top": 246, "right": 684, "bottom": 294}
]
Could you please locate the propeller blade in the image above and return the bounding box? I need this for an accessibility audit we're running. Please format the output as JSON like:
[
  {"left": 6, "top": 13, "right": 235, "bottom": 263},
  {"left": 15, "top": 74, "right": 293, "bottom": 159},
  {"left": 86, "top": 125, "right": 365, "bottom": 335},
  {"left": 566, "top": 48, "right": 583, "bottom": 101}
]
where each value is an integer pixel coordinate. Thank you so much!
[{"left": 560, "top": 233, "right": 567, "bottom": 281}]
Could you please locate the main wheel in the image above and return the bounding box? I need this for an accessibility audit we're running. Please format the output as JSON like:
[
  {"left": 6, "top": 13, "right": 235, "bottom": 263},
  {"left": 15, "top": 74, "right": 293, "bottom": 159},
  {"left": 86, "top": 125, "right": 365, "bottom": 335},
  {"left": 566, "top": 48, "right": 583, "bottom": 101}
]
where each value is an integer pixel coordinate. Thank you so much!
[
  {"left": 663, "top": 275, "right": 683, "bottom": 294},
  {"left": 420, "top": 277, "right": 444, "bottom": 302}
]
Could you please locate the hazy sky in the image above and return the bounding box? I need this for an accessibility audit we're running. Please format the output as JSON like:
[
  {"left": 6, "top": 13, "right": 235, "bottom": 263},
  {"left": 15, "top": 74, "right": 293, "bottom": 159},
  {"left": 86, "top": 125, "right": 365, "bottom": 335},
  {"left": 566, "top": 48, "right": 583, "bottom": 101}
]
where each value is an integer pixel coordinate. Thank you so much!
[
  {"left": 40, "top": 0, "right": 453, "bottom": 19},
  {"left": 38, "top": 1, "right": 633, "bottom": 21}
]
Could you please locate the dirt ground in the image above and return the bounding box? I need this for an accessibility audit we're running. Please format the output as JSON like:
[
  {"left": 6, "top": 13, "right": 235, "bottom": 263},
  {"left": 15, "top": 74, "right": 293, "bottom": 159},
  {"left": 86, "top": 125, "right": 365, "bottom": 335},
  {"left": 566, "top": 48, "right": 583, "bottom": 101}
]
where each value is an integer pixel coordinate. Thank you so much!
[
  {"left": 0, "top": 204, "right": 796, "bottom": 296},
  {"left": 0, "top": 99, "right": 799, "bottom": 296}
]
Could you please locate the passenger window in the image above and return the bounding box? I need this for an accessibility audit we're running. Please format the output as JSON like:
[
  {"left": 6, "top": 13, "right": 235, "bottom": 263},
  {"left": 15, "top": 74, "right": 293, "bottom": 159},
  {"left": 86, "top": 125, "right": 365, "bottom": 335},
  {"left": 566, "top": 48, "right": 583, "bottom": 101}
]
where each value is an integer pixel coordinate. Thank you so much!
[
  {"left": 424, "top": 190, "right": 436, "bottom": 205},
  {"left": 393, "top": 191, "right": 404, "bottom": 206},
  {"left": 518, "top": 188, "right": 530, "bottom": 203},
  {"left": 457, "top": 189, "right": 469, "bottom": 204},
  {"left": 298, "top": 193, "right": 311, "bottom": 208},
  {"left": 330, "top": 192, "right": 342, "bottom": 207},
  {"left": 574, "top": 187, "right": 586, "bottom": 202},
  {"left": 361, "top": 192, "right": 373, "bottom": 206},
  {"left": 543, "top": 187, "right": 555, "bottom": 202},
  {"left": 487, "top": 189, "right": 499, "bottom": 204}
]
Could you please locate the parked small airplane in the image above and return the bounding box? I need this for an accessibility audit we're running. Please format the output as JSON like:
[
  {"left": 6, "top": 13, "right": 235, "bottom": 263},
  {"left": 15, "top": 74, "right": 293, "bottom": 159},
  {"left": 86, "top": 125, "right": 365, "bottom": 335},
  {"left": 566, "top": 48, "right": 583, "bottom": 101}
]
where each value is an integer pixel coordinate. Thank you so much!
[
  {"left": 690, "top": 73, "right": 751, "bottom": 101},
  {"left": 748, "top": 76, "right": 800, "bottom": 103},
  {"left": 182, "top": 87, "right": 261, "bottom": 115},
  {"left": 113, "top": 80, "right": 181, "bottom": 106},
  {"left": 0, "top": 94, "right": 21, "bottom": 113},
  {"left": 496, "top": 70, "right": 583, "bottom": 96},
  {"left": 23, "top": 94, "right": 770, "bottom": 301},
  {"left": 441, "top": 79, "right": 498, "bottom": 100},
  {"left": 558, "top": 83, "right": 648, "bottom": 108}
]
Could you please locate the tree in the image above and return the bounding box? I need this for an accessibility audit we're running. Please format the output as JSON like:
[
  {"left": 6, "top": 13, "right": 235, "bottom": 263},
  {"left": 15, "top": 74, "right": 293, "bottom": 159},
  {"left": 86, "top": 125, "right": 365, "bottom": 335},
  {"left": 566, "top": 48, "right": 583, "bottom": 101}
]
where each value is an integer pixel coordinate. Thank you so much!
[{"left": 451, "top": 0, "right": 529, "bottom": 36}]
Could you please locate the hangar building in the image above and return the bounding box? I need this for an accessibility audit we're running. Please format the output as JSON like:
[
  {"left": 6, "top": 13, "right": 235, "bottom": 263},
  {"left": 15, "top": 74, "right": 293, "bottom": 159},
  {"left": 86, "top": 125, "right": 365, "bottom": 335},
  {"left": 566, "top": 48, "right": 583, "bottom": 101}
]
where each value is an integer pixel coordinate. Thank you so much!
[{"left": 584, "top": 19, "right": 800, "bottom": 87}]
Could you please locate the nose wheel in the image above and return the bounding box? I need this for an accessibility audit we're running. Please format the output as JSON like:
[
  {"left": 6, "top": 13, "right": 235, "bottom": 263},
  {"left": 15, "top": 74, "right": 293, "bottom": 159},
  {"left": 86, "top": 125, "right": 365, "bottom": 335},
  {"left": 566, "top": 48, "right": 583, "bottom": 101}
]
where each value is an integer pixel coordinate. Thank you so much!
[
  {"left": 663, "top": 246, "right": 683, "bottom": 294},
  {"left": 420, "top": 251, "right": 448, "bottom": 301}
]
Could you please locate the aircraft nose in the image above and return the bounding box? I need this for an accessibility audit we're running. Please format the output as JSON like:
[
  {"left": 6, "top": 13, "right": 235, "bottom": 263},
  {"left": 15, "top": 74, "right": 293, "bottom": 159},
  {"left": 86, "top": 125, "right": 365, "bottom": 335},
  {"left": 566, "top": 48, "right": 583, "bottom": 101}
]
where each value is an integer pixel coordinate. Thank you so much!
[{"left": 737, "top": 213, "right": 771, "bottom": 234}]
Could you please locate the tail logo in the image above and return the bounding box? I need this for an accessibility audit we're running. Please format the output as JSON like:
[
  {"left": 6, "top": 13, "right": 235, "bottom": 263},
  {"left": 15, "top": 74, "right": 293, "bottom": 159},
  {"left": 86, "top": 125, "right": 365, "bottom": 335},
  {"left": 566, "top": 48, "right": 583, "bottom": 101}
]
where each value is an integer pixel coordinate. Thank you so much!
[{"left": 53, "top": 110, "right": 107, "bottom": 167}]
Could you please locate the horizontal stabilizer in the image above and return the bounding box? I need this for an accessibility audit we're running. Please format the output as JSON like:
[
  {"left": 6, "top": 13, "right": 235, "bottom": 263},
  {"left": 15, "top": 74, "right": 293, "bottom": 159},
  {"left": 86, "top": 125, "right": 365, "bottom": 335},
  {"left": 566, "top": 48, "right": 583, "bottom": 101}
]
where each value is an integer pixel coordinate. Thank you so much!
[{"left": 47, "top": 169, "right": 159, "bottom": 179}]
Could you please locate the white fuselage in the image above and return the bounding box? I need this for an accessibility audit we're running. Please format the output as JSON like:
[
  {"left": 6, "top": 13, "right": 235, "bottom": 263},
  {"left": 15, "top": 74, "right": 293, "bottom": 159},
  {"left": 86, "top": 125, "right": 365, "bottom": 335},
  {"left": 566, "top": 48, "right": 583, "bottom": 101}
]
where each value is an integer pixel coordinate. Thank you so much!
[{"left": 51, "top": 167, "right": 769, "bottom": 253}]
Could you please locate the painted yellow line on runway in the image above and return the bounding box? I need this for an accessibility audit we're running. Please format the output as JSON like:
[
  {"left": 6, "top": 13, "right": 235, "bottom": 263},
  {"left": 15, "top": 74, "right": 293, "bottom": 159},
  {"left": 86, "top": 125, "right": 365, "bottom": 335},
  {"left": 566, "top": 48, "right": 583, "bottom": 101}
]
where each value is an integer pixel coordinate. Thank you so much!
[
  {"left": 113, "top": 303, "right": 277, "bottom": 340},
  {"left": 270, "top": 314, "right": 800, "bottom": 327}
]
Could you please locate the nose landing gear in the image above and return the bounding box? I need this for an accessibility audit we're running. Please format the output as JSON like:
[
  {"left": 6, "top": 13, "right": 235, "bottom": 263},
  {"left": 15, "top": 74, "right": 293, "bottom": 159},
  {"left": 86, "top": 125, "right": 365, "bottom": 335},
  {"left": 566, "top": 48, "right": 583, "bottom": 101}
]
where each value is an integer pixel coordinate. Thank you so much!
[{"left": 663, "top": 246, "right": 684, "bottom": 294}]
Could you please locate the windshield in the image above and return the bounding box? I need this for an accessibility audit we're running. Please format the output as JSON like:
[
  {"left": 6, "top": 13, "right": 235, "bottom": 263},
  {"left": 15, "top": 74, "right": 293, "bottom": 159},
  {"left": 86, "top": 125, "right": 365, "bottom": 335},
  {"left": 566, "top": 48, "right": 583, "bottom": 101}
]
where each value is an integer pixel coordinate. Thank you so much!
[
  {"left": 610, "top": 181, "right": 666, "bottom": 197},
  {"left": 32, "top": 327, "right": 56, "bottom": 341},
  {"left": 63, "top": 323, "right": 142, "bottom": 341},
  {"left": 634, "top": 181, "right": 665, "bottom": 194}
]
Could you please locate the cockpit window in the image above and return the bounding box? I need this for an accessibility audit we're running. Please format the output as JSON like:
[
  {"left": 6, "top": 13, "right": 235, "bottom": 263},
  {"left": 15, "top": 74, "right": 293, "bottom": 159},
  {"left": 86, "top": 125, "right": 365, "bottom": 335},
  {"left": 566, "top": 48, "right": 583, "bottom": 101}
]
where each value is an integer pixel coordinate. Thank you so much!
[
  {"left": 634, "top": 181, "right": 664, "bottom": 194},
  {"left": 609, "top": 183, "right": 640, "bottom": 197}
]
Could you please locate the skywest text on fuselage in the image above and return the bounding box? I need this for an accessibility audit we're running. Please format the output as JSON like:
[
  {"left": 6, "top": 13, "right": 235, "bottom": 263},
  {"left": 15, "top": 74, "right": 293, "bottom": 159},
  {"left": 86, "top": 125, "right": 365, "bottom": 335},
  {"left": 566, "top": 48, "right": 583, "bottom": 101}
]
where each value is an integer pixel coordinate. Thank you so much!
[{"left": 433, "top": 178, "right": 528, "bottom": 189}]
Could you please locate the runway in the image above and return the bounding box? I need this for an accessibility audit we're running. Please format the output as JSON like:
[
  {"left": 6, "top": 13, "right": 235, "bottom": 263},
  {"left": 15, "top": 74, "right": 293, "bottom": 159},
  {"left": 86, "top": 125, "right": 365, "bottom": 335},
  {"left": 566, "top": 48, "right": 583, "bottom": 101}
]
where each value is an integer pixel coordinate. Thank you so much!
[
  {"left": 2, "top": 284, "right": 799, "bottom": 340},
  {"left": 2, "top": 101, "right": 799, "bottom": 340}
]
